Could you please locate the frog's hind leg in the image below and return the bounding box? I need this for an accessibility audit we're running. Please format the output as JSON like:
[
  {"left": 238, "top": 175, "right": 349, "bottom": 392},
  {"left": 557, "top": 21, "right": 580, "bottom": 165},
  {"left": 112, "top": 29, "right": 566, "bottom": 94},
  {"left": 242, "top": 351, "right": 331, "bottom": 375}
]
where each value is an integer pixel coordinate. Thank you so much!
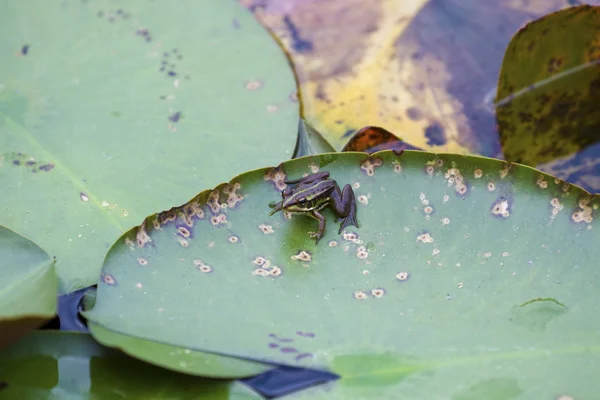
[{"left": 330, "top": 184, "right": 360, "bottom": 233}]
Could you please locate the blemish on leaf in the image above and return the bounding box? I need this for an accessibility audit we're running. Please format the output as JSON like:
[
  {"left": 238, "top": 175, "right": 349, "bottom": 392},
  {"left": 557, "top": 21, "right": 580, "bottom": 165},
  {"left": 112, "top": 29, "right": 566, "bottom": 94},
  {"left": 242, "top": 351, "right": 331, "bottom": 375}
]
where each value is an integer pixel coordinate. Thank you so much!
[
  {"left": 432, "top": 248, "right": 440, "bottom": 256},
  {"left": 253, "top": 256, "right": 267, "bottom": 266},
  {"left": 264, "top": 167, "right": 288, "bottom": 191},
  {"left": 259, "top": 224, "right": 275, "bottom": 234},
  {"left": 210, "top": 214, "right": 227, "bottom": 226},
  {"left": 457, "top": 282, "right": 464, "bottom": 288},
  {"left": 292, "top": 250, "right": 312, "bottom": 262},
  {"left": 353, "top": 291, "right": 368, "bottom": 300},
  {"left": 443, "top": 194, "right": 450, "bottom": 203},
  {"left": 124, "top": 237, "right": 135, "bottom": 249},
  {"left": 101, "top": 273, "right": 117, "bottom": 285},
  {"left": 396, "top": 272, "right": 409, "bottom": 281},
  {"left": 245, "top": 79, "right": 263, "bottom": 90},
  {"left": 295, "top": 353, "right": 313, "bottom": 361},
  {"left": 193, "top": 259, "right": 212, "bottom": 273},
  {"left": 198, "top": 264, "right": 212, "bottom": 273},
  {"left": 441, "top": 217, "right": 450, "bottom": 225},
  {"left": 342, "top": 231, "right": 360, "bottom": 243},
  {"left": 423, "top": 206, "right": 434, "bottom": 215},
  {"left": 500, "top": 163, "right": 511, "bottom": 179},
  {"left": 136, "top": 225, "right": 151, "bottom": 248},
  {"left": 353, "top": 182, "right": 360, "bottom": 189},
  {"left": 177, "top": 226, "right": 191, "bottom": 238},
  {"left": 269, "top": 267, "right": 282, "bottom": 277},
  {"left": 356, "top": 246, "right": 369, "bottom": 259},
  {"left": 137, "top": 257, "right": 148, "bottom": 266},
  {"left": 484, "top": 252, "right": 492, "bottom": 258},
  {"left": 280, "top": 347, "right": 297, "bottom": 354},
  {"left": 371, "top": 288, "right": 385, "bottom": 298},
  {"left": 536, "top": 175, "right": 548, "bottom": 189},
  {"left": 360, "top": 157, "right": 383, "bottom": 176},
  {"left": 425, "top": 165, "right": 435, "bottom": 177},
  {"left": 392, "top": 161, "right": 402, "bottom": 173},
  {"left": 228, "top": 235, "right": 239, "bottom": 244},
  {"left": 38, "top": 163, "right": 55, "bottom": 172},
  {"left": 80, "top": 193, "right": 89, "bottom": 202},
  {"left": 491, "top": 198, "right": 511, "bottom": 218},
  {"left": 474, "top": 168, "right": 483, "bottom": 178},
  {"left": 328, "top": 240, "right": 338, "bottom": 247},
  {"left": 358, "top": 195, "right": 369, "bottom": 205},
  {"left": 266, "top": 104, "right": 278, "bottom": 113},
  {"left": 308, "top": 162, "right": 319, "bottom": 173},
  {"left": 159, "top": 210, "right": 177, "bottom": 225},
  {"left": 296, "top": 331, "right": 315, "bottom": 338},
  {"left": 417, "top": 233, "right": 434, "bottom": 243},
  {"left": 207, "top": 190, "right": 221, "bottom": 214},
  {"left": 252, "top": 268, "right": 270, "bottom": 277},
  {"left": 487, "top": 181, "right": 496, "bottom": 192},
  {"left": 178, "top": 238, "right": 189, "bottom": 247}
]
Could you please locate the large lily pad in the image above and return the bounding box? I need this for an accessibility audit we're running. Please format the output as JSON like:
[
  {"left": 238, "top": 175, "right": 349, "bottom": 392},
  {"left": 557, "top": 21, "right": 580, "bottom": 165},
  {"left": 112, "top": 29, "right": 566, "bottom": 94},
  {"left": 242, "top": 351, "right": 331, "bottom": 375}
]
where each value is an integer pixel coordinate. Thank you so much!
[
  {"left": 0, "top": 331, "right": 262, "bottom": 399},
  {"left": 0, "top": 0, "right": 298, "bottom": 294},
  {"left": 0, "top": 225, "right": 56, "bottom": 349},
  {"left": 85, "top": 151, "right": 600, "bottom": 397},
  {"left": 496, "top": 5, "right": 600, "bottom": 167}
]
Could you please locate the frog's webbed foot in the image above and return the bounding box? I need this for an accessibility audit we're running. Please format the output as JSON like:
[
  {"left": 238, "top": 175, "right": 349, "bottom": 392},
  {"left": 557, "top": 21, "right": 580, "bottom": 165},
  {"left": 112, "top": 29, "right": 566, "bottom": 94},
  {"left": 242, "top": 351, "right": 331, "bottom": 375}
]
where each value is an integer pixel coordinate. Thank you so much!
[{"left": 331, "top": 184, "right": 360, "bottom": 234}]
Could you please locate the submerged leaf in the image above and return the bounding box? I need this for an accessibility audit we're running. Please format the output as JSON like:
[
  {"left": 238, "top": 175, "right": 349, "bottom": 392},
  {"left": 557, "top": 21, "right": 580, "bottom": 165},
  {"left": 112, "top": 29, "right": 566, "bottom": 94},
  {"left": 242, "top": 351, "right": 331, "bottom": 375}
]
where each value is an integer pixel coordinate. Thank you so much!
[
  {"left": 242, "top": 0, "right": 597, "bottom": 155},
  {"left": 0, "top": 331, "right": 262, "bottom": 399},
  {"left": 85, "top": 150, "right": 600, "bottom": 397}
]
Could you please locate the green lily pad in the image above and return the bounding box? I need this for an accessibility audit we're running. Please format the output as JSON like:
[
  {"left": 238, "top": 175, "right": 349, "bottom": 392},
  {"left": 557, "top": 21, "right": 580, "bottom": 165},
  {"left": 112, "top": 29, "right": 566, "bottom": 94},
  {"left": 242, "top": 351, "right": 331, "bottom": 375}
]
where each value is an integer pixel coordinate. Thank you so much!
[
  {"left": 0, "top": 225, "right": 56, "bottom": 350},
  {"left": 85, "top": 150, "right": 600, "bottom": 397},
  {"left": 496, "top": 5, "right": 600, "bottom": 166},
  {"left": 0, "top": 0, "right": 298, "bottom": 295},
  {"left": 81, "top": 277, "right": 273, "bottom": 378},
  {"left": 0, "top": 331, "right": 262, "bottom": 399}
]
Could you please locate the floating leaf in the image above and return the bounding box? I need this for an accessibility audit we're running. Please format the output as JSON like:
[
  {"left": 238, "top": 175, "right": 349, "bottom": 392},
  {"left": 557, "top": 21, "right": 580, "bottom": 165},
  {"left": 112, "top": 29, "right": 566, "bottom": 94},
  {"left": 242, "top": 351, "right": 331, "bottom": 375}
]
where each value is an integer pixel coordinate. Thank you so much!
[
  {"left": 496, "top": 5, "right": 600, "bottom": 167},
  {"left": 0, "top": 226, "right": 56, "bottom": 350},
  {"left": 242, "top": 0, "right": 596, "bottom": 155},
  {"left": 0, "top": 331, "right": 262, "bottom": 399},
  {"left": 0, "top": 0, "right": 298, "bottom": 294},
  {"left": 85, "top": 151, "right": 600, "bottom": 397}
]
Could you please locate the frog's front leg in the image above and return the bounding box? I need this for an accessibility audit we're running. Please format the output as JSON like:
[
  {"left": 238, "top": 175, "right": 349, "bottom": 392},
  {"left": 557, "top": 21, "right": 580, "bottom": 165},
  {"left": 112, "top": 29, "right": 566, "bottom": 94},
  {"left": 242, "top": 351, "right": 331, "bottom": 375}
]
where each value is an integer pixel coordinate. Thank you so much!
[
  {"left": 330, "top": 184, "right": 360, "bottom": 233},
  {"left": 308, "top": 209, "right": 327, "bottom": 244}
]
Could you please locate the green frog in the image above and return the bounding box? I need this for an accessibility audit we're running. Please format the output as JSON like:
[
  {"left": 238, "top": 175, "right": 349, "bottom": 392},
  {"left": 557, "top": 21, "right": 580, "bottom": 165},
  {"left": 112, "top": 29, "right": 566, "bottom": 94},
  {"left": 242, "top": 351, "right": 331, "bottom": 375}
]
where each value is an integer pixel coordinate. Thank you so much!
[{"left": 268, "top": 171, "right": 359, "bottom": 243}]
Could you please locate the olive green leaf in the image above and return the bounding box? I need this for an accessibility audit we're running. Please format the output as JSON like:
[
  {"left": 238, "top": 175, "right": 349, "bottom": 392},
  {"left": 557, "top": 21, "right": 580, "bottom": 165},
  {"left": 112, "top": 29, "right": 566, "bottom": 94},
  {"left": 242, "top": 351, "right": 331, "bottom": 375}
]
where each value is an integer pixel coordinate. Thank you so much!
[
  {"left": 84, "top": 150, "right": 600, "bottom": 397},
  {"left": 0, "top": 331, "right": 262, "bottom": 399},
  {"left": 0, "top": 225, "right": 56, "bottom": 350},
  {"left": 496, "top": 5, "right": 600, "bottom": 166},
  {"left": 0, "top": 0, "right": 298, "bottom": 295}
]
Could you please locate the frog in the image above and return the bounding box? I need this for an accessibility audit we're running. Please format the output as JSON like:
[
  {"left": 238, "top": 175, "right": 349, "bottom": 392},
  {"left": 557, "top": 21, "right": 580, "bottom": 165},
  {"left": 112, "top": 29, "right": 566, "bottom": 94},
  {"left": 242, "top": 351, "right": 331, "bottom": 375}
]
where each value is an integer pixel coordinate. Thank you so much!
[{"left": 268, "top": 171, "right": 359, "bottom": 243}]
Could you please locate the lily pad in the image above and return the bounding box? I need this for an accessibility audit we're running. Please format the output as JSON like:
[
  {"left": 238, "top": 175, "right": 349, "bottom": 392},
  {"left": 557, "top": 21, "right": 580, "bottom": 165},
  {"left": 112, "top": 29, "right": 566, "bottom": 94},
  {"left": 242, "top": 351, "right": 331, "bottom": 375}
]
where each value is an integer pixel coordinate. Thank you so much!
[
  {"left": 85, "top": 151, "right": 600, "bottom": 397},
  {"left": 0, "top": 331, "right": 262, "bottom": 399},
  {"left": 0, "top": 0, "right": 298, "bottom": 294},
  {"left": 496, "top": 5, "right": 600, "bottom": 166},
  {"left": 0, "top": 225, "right": 56, "bottom": 349},
  {"left": 80, "top": 273, "right": 274, "bottom": 378}
]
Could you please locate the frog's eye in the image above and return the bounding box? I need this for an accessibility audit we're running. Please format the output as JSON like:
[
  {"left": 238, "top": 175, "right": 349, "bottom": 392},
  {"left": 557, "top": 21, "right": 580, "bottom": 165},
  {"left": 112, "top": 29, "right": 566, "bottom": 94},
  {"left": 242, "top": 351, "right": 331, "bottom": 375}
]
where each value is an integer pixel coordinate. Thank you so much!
[{"left": 298, "top": 198, "right": 307, "bottom": 204}]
